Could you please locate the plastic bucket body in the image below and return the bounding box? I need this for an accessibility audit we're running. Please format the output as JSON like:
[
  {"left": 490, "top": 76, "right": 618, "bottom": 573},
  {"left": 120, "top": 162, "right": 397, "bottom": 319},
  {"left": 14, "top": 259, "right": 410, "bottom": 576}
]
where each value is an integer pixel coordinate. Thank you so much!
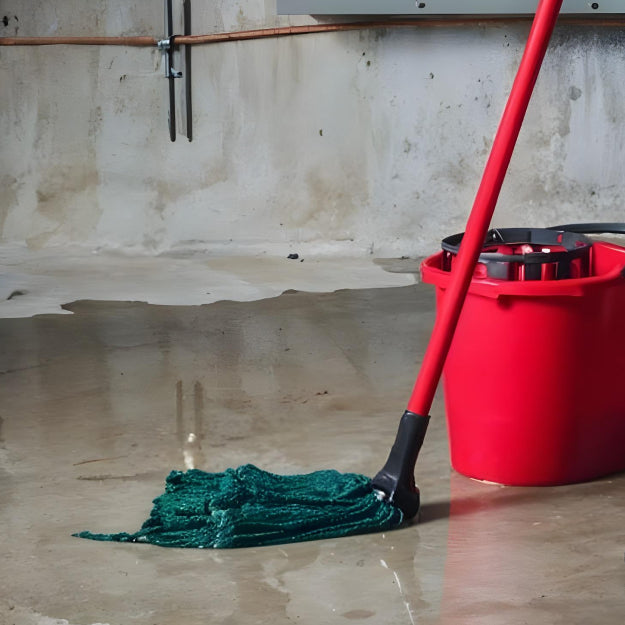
[{"left": 421, "top": 241, "right": 625, "bottom": 486}]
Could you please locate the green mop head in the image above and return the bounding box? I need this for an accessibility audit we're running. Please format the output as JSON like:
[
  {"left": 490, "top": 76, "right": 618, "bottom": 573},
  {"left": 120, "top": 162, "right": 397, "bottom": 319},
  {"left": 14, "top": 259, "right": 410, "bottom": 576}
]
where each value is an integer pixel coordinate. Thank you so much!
[
  {"left": 74, "top": 464, "right": 404, "bottom": 548},
  {"left": 75, "top": 412, "right": 428, "bottom": 548}
]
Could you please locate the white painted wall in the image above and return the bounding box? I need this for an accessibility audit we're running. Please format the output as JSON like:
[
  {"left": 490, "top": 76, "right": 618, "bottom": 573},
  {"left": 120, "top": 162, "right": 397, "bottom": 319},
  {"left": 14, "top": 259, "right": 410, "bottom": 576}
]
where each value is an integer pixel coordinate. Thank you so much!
[{"left": 1, "top": 2, "right": 624, "bottom": 257}]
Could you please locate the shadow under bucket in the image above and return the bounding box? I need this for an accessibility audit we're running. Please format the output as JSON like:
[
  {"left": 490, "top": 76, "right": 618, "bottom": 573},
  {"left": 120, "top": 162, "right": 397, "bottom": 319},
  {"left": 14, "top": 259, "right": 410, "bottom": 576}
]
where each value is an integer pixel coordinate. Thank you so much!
[{"left": 422, "top": 238, "right": 625, "bottom": 486}]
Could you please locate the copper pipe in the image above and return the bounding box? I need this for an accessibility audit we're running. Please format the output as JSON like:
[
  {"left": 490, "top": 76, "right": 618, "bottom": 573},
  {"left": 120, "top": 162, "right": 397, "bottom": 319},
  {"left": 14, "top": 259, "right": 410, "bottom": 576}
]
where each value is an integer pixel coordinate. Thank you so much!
[
  {"left": 174, "top": 19, "right": 530, "bottom": 45},
  {"left": 1, "top": 17, "right": 624, "bottom": 48},
  {"left": 0, "top": 35, "right": 157, "bottom": 46}
]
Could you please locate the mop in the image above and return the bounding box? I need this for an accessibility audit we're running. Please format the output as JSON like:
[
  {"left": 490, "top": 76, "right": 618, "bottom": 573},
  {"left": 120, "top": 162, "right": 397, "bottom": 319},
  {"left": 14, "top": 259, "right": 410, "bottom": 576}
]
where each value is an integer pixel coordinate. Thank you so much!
[{"left": 75, "top": 0, "right": 563, "bottom": 549}]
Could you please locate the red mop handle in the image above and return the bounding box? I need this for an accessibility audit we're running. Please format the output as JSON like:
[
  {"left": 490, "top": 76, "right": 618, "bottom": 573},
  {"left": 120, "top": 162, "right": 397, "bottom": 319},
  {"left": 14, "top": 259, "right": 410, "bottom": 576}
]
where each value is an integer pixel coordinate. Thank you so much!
[{"left": 407, "top": 0, "right": 563, "bottom": 416}]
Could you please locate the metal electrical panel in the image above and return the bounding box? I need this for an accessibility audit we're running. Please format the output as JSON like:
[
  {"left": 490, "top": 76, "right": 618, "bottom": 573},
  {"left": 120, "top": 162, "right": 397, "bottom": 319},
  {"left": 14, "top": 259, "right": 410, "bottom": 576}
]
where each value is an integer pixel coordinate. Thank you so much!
[{"left": 277, "top": 1, "right": 623, "bottom": 15}]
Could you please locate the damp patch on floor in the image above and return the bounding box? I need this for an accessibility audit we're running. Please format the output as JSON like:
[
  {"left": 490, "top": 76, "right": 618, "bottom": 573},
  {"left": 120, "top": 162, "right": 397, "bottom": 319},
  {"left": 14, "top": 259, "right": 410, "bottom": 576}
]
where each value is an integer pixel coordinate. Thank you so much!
[{"left": 0, "top": 245, "right": 417, "bottom": 318}]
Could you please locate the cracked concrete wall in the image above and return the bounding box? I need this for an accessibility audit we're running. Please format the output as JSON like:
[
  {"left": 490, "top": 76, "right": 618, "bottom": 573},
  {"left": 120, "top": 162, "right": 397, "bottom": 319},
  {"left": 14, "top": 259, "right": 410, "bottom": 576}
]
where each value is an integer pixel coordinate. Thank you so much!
[{"left": 1, "top": 1, "right": 625, "bottom": 257}]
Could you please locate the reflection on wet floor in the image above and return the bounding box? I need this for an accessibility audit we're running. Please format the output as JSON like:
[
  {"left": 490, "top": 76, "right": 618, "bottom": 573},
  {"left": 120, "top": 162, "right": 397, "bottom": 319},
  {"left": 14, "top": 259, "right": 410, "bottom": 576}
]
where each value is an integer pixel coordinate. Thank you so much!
[
  {"left": 176, "top": 380, "right": 205, "bottom": 469},
  {"left": 0, "top": 284, "right": 624, "bottom": 624}
]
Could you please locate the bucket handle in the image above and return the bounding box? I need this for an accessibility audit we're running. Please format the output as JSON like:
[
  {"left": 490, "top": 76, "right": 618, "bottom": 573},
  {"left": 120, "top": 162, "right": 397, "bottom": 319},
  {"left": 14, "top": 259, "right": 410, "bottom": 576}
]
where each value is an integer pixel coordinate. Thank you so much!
[{"left": 549, "top": 223, "right": 625, "bottom": 235}]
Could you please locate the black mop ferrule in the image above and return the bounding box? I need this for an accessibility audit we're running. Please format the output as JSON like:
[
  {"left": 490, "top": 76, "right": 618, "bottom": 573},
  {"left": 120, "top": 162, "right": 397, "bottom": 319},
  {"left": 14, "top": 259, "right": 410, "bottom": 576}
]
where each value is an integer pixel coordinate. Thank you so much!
[{"left": 371, "top": 410, "right": 430, "bottom": 520}]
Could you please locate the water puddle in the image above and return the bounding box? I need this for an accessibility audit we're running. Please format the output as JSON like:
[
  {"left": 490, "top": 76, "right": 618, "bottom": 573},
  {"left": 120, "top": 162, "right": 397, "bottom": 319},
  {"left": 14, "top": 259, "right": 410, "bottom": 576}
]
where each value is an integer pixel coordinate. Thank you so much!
[{"left": 0, "top": 285, "right": 623, "bottom": 624}]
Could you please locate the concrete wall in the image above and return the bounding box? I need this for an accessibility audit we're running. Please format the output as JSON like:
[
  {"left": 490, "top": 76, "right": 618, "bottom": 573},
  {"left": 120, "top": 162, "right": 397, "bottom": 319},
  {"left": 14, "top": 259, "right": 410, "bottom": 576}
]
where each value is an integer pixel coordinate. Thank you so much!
[{"left": 1, "top": 1, "right": 625, "bottom": 257}]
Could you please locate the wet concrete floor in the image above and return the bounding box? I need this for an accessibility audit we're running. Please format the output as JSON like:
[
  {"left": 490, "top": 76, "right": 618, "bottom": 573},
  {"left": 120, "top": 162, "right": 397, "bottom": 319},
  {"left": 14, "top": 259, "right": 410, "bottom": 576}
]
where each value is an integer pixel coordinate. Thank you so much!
[{"left": 0, "top": 284, "right": 624, "bottom": 624}]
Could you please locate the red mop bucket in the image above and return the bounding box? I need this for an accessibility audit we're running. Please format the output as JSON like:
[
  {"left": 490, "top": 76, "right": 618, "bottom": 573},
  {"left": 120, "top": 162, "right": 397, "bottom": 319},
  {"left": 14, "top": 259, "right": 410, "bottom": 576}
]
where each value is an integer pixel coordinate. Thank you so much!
[{"left": 421, "top": 227, "right": 625, "bottom": 485}]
